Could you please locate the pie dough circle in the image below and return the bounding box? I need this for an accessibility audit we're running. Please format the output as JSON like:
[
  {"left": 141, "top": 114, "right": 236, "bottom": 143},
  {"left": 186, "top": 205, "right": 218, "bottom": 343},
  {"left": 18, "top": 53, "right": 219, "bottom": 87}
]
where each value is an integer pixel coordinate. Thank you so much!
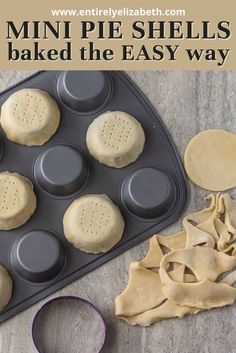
[
  {"left": 63, "top": 194, "right": 125, "bottom": 254},
  {"left": 0, "top": 89, "right": 60, "bottom": 146},
  {"left": 86, "top": 111, "right": 145, "bottom": 168},
  {"left": 184, "top": 129, "right": 236, "bottom": 191},
  {"left": 0, "top": 265, "right": 12, "bottom": 312},
  {"left": 0, "top": 172, "right": 37, "bottom": 230}
]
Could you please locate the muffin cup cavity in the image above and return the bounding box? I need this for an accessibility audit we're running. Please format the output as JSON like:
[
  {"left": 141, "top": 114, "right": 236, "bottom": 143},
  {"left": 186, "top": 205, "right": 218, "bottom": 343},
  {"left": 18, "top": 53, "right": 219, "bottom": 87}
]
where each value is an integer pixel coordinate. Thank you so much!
[
  {"left": 34, "top": 144, "right": 88, "bottom": 197},
  {"left": 121, "top": 167, "right": 176, "bottom": 219},
  {"left": 10, "top": 230, "right": 66, "bottom": 283},
  {"left": 57, "top": 71, "right": 112, "bottom": 113}
]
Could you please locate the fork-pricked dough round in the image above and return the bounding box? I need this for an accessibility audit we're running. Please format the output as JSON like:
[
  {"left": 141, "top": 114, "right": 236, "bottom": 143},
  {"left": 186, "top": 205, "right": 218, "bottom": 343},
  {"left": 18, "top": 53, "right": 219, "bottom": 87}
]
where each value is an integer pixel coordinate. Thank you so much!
[
  {"left": 184, "top": 129, "right": 236, "bottom": 191},
  {"left": 86, "top": 111, "right": 145, "bottom": 168},
  {"left": 0, "top": 172, "right": 37, "bottom": 230},
  {"left": 63, "top": 194, "right": 125, "bottom": 254},
  {"left": 0, "top": 265, "right": 12, "bottom": 311},
  {"left": 0, "top": 89, "right": 60, "bottom": 146}
]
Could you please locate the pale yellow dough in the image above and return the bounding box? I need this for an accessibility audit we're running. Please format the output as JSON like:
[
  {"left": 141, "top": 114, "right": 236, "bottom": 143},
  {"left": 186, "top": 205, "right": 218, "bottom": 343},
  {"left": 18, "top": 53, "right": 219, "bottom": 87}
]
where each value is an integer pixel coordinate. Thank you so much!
[
  {"left": 0, "top": 172, "right": 37, "bottom": 230},
  {"left": 86, "top": 111, "right": 145, "bottom": 168},
  {"left": 63, "top": 194, "right": 125, "bottom": 254},
  {"left": 0, "top": 265, "right": 13, "bottom": 312},
  {"left": 159, "top": 247, "right": 236, "bottom": 310},
  {"left": 0, "top": 88, "right": 60, "bottom": 146},
  {"left": 184, "top": 129, "right": 236, "bottom": 191},
  {"left": 115, "top": 193, "right": 236, "bottom": 326}
]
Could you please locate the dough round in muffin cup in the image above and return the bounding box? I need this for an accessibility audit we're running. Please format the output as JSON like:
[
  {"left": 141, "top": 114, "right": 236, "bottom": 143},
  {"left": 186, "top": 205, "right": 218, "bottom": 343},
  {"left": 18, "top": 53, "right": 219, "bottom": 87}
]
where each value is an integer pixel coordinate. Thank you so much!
[
  {"left": 0, "top": 88, "right": 60, "bottom": 146},
  {"left": 63, "top": 194, "right": 125, "bottom": 254},
  {"left": 0, "top": 171, "right": 37, "bottom": 230},
  {"left": 86, "top": 111, "right": 145, "bottom": 168},
  {"left": 0, "top": 265, "right": 12, "bottom": 312}
]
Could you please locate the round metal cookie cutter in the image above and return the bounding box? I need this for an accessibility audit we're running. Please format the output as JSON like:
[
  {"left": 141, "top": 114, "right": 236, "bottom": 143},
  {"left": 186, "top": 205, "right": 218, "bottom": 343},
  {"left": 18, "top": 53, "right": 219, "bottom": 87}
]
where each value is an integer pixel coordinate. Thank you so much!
[{"left": 32, "top": 296, "right": 106, "bottom": 353}]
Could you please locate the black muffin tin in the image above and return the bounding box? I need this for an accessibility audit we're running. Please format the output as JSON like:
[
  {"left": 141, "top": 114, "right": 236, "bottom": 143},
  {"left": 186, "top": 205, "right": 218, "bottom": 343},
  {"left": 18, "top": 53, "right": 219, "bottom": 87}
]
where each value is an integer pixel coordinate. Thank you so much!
[{"left": 0, "top": 71, "right": 188, "bottom": 323}]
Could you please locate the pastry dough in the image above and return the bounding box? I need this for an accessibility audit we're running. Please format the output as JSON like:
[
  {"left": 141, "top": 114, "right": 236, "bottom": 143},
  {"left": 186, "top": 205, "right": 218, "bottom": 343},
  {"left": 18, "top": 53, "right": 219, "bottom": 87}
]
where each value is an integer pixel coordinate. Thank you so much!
[
  {"left": 119, "top": 300, "right": 199, "bottom": 327},
  {"left": 115, "top": 262, "right": 166, "bottom": 317},
  {"left": 0, "top": 265, "right": 12, "bottom": 312},
  {"left": 184, "top": 129, "right": 236, "bottom": 191},
  {"left": 0, "top": 172, "right": 37, "bottom": 230},
  {"left": 63, "top": 194, "right": 125, "bottom": 254},
  {"left": 86, "top": 111, "right": 145, "bottom": 168},
  {"left": 159, "top": 247, "right": 236, "bottom": 310},
  {"left": 0, "top": 89, "right": 60, "bottom": 146},
  {"left": 115, "top": 193, "right": 236, "bottom": 326}
]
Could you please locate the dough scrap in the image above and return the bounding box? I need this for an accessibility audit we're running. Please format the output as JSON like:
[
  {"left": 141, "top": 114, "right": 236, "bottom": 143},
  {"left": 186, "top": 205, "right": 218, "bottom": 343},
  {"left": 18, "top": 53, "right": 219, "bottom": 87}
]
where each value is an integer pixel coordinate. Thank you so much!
[
  {"left": 160, "top": 247, "right": 236, "bottom": 310},
  {"left": 160, "top": 247, "right": 236, "bottom": 283},
  {"left": 0, "top": 265, "right": 13, "bottom": 312},
  {"left": 115, "top": 193, "right": 236, "bottom": 326},
  {"left": 162, "top": 279, "right": 236, "bottom": 310},
  {"left": 184, "top": 129, "right": 236, "bottom": 191},
  {"left": 63, "top": 194, "right": 124, "bottom": 254},
  {"left": 86, "top": 111, "right": 145, "bottom": 168},
  {"left": 0, "top": 89, "right": 60, "bottom": 146},
  {"left": 115, "top": 261, "right": 196, "bottom": 320},
  {"left": 115, "top": 262, "right": 165, "bottom": 317},
  {"left": 118, "top": 300, "right": 200, "bottom": 327},
  {"left": 0, "top": 172, "right": 37, "bottom": 230}
]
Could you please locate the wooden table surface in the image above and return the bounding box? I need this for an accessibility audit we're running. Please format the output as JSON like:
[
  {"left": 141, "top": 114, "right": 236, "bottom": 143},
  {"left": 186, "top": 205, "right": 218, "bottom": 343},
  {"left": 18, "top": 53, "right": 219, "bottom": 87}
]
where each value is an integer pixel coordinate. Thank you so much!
[{"left": 0, "top": 71, "right": 236, "bottom": 353}]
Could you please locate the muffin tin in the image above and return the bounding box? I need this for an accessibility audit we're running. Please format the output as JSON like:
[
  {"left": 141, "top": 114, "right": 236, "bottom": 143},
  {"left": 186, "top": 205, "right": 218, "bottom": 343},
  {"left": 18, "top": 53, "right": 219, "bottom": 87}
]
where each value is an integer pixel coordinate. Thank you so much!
[{"left": 0, "top": 71, "right": 188, "bottom": 323}]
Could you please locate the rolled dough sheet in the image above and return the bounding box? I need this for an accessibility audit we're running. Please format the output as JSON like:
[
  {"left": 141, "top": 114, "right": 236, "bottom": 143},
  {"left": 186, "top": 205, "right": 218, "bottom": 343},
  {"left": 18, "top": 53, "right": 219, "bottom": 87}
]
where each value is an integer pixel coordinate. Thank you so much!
[
  {"left": 184, "top": 129, "right": 236, "bottom": 191},
  {"left": 0, "top": 171, "right": 37, "bottom": 230},
  {"left": 86, "top": 111, "right": 145, "bottom": 168},
  {"left": 63, "top": 194, "right": 125, "bottom": 254},
  {"left": 0, "top": 88, "right": 60, "bottom": 146}
]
